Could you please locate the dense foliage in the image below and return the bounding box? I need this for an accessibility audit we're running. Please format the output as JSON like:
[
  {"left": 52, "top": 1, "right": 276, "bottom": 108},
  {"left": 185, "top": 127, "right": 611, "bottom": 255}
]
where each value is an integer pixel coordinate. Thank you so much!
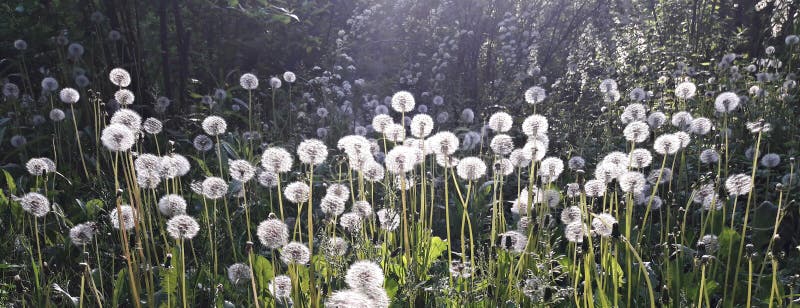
[{"left": 1, "top": 0, "right": 799, "bottom": 307}]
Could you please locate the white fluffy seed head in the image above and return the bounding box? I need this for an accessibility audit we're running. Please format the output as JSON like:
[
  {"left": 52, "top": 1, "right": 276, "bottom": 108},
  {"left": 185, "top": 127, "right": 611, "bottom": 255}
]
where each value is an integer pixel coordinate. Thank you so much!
[
  {"left": 715, "top": 92, "right": 740, "bottom": 113},
  {"left": 166, "top": 215, "right": 200, "bottom": 240},
  {"left": 240, "top": 73, "right": 259, "bottom": 90},
  {"left": 281, "top": 242, "right": 311, "bottom": 265},
  {"left": 228, "top": 159, "right": 255, "bottom": 182},
  {"left": 201, "top": 116, "right": 227, "bottom": 136},
  {"left": 391, "top": 91, "right": 415, "bottom": 113},
  {"left": 201, "top": 177, "right": 228, "bottom": 199},
  {"left": 284, "top": 181, "right": 310, "bottom": 203},
  {"left": 591, "top": 213, "right": 617, "bottom": 237},
  {"left": 158, "top": 194, "right": 187, "bottom": 217},
  {"left": 490, "top": 134, "right": 514, "bottom": 155},
  {"left": 488, "top": 112, "right": 513, "bottom": 132},
  {"left": 261, "top": 147, "right": 293, "bottom": 173},
  {"left": 521, "top": 115, "right": 548, "bottom": 137},
  {"left": 725, "top": 173, "right": 752, "bottom": 196},
  {"left": 114, "top": 89, "right": 135, "bottom": 105},
  {"left": 675, "top": 81, "right": 697, "bottom": 100},
  {"left": 409, "top": 114, "right": 434, "bottom": 138},
  {"left": 623, "top": 121, "right": 650, "bottom": 143},
  {"left": 20, "top": 192, "right": 50, "bottom": 217},
  {"left": 257, "top": 218, "right": 289, "bottom": 249},
  {"left": 110, "top": 205, "right": 137, "bottom": 230},
  {"left": 524, "top": 86, "right": 546, "bottom": 104},
  {"left": 69, "top": 223, "right": 95, "bottom": 246},
  {"left": 59, "top": 88, "right": 80, "bottom": 104},
  {"left": 227, "top": 263, "right": 252, "bottom": 285},
  {"left": 109, "top": 68, "right": 131, "bottom": 87},
  {"left": 297, "top": 139, "right": 328, "bottom": 165},
  {"left": 345, "top": 260, "right": 385, "bottom": 290},
  {"left": 101, "top": 123, "right": 136, "bottom": 152},
  {"left": 456, "top": 157, "right": 487, "bottom": 180},
  {"left": 653, "top": 134, "right": 681, "bottom": 155}
]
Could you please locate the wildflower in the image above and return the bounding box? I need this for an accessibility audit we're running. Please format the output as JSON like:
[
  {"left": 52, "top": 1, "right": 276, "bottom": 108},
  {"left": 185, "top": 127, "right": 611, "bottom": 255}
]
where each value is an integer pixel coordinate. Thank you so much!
[
  {"left": 653, "top": 134, "right": 681, "bottom": 155},
  {"left": 450, "top": 261, "right": 473, "bottom": 278},
  {"left": 410, "top": 114, "right": 434, "bottom": 138},
  {"left": 257, "top": 218, "right": 289, "bottom": 249},
  {"left": 67, "top": 43, "right": 85, "bottom": 58},
  {"left": 674, "top": 131, "right": 691, "bottom": 148},
  {"left": 20, "top": 192, "right": 50, "bottom": 218},
  {"left": 201, "top": 116, "right": 227, "bottom": 136},
  {"left": 270, "top": 77, "right": 282, "bottom": 89},
  {"left": 321, "top": 196, "right": 346, "bottom": 217},
  {"left": 584, "top": 179, "right": 606, "bottom": 197},
  {"left": 591, "top": 213, "right": 617, "bottom": 237},
  {"left": 564, "top": 222, "right": 585, "bottom": 243},
  {"left": 521, "top": 115, "right": 548, "bottom": 137},
  {"left": 341, "top": 212, "right": 364, "bottom": 232},
  {"left": 166, "top": 215, "right": 200, "bottom": 240},
  {"left": 714, "top": 92, "right": 740, "bottom": 113},
  {"left": 101, "top": 124, "right": 135, "bottom": 152},
  {"left": 229, "top": 160, "right": 255, "bottom": 182},
  {"left": 510, "top": 149, "right": 531, "bottom": 168},
  {"left": 539, "top": 157, "right": 564, "bottom": 183},
  {"left": 391, "top": 91, "right": 415, "bottom": 113},
  {"left": 675, "top": 81, "right": 697, "bottom": 99},
  {"left": 490, "top": 134, "right": 514, "bottom": 155},
  {"left": 111, "top": 109, "right": 143, "bottom": 132},
  {"left": 158, "top": 194, "right": 187, "bottom": 217},
  {"left": 13, "top": 39, "right": 27, "bottom": 50},
  {"left": 201, "top": 177, "right": 228, "bottom": 199},
  {"left": 326, "top": 290, "right": 372, "bottom": 308},
  {"left": 629, "top": 88, "right": 647, "bottom": 101},
  {"left": 621, "top": 104, "right": 647, "bottom": 123},
  {"left": 671, "top": 111, "right": 693, "bottom": 130},
  {"left": 647, "top": 168, "right": 672, "bottom": 184},
  {"left": 690, "top": 117, "right": 712, "bottom": 135},
  {"left": 761, "top": 153, "right": 780, "bottom": 168},
  {"left": 627, "top": 149, "right": 652, "bottom": 169},
  {"left": 257, "top": 170, "right": 279, "bottom": 188},
  {"left": 269, "top": 275, "right": 292, "bottom": 298},
  {"left": 494, "top": 158, "right": 514, "bottom": 176},
  {"left": 385, "top": 146, "right": 417, "bottom": 174},
  {"left": 623, "top": 121, "right": 650, "bottom": 143},
  {"left": 524, "top": 86, "right": 546, "bottom": 104},
  {"left": 3, "top": 83, "right": 19, "bottom": 98},
  {"left": 143, "top": 118, "right": 163, "bottom": 134},
  {"left": 69, "top": 223, "right": 95, "bottom": 246},
  {"left": 283, "top": 71, "right": 296, "bottom": 83},
  {"left": 699, "top": 149, "right": 719, "bottom": 164},
  {"left": 59, "top": 88, "right": 80, "bottom": 104},
  {"left": 109, "top": 68, "right": 131, "bottom": 87},
  {"left": 619, "top": 171, "right": 646, "bottom": 193},
  {"left": 41, "top": 77, "right": 59, "bottom": 92},
  {"left": 281, "top": 242, "right": 311, "bottom": 265},
  {"left": 383, "top": 123, "right": 406, "bottom": 143},
  {"left": 297, "top": 139, "right": 328, "bottom": 165},
  {"left": 261, "top": 147, "right": 293, "bottom": 173},
  {"left": 345, "top": 260, "right": 384, "bottom": 290},
  {"left": 435, "top": 111, "right": 449, "bottom": 124},
  {"left": 227, "top": 263, "right": 252, "bottom": 285},
  {"left": 647, "top": 112, "right": 667, "bottom": 129},
  {"left": 26, "top": 158, "right": 52, "bottom": 176},
  {"left": 324, "top": 237, "right": 349, "bottom": 257},
  {"left": 110, "top": 205, "right": 137, "bottom": 230},
  {"left": 560, "top": 206, "right": 582, "bottom": 225},
  {"left": 599, "top": 79, "right": 618, "bottom": 93},
  {"left": 456, "top": 157, "right": 487, "bottom": 180},
  {"left": 75, "top": 75, "right": 90, "bottom": 88},
  {"left": 284, "top": 181, "right": 310, "bottom": 203},
  {"left": 499, "top": 230, "right": 528, "bottom": 253},
  {"left": 460, "top": 108, "right": 475, "bottom": 123},
  {"left": 114, "top": 89, "right": 135, "bottom": 105},
  {"left": 377, "top": 208, "right": 399, "bottom": 231},
  {"left": 725, "top": 173, "right": 752, "bottom": 196},
  {"left": 697, "top": 234, "right": 719, "bottom": 255},
  {"left": 49, "top": 108, "right": 65, "bottom": 121},
  {"left": 240, "top": 73, "right": 259, "bottom": 90}
]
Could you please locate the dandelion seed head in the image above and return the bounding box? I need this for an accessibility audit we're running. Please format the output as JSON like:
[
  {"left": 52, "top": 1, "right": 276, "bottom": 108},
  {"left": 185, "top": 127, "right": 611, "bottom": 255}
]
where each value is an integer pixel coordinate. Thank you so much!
[
  {"left": 3, "top": 83, "right": 20, "bottom": 98},
  {"left": 383, "top": 123, "right": 406, "bottom": 143},
  {"left": 456, "top": 157, "right": 487, "bottom": 180},
  {"left": 702, "top": 194, "right": 724, "bottom": 211},
  {"left": 697, "top": 234, "right": 719, "bottom": 255},
  {"left": 240, "top": 73, "right": 259, "bottom": 90},
  {"left": 623, "top": 121, "right": 650, "bottom": 143},
  {"left": 629, "top": 149, "right": 653, "bottom": 169},
  {"left": 524, "top": 86, "right": 547, "bottom": 104},
  {"left": 109, "top": 68, "right": 131, "bottom": 87},
  {"left": 499, "top": 230, "right": 528, "bottom": 253},
  {"left": 281, "top": 242, "right": 311, "bottom": 265},
  {"left": 385, "top": 146, "right": 417, "bottom": 174},
  {"left": 41, "top": 77, "right": 59, "bottom": 92},
  {"left": 584, "top": 179, "right": 606, "bottom": 197},
  {"left": 20, "top": 192, "right": 50, "bottom": 218},
  {"left": 283, "top": 71, "right": 296, "bottom": 83},
  {"left": 429, "top": 132, "right": 459, "bottom": 156},
  {"left": 297, "top": 139, "right": 328, "bottom": 165},
  {"left": 510, "top": 149, "right": 531, "bottom": 168},
  {"left": 110, "top": 109, "right": 142, "bottom": 132},
  {"left": 363, "top": 162, "right": 385, "bottom": 182},
  {"left": 257, "top": 218, "right": 289, "bottom": 249},
  {"left": 166, "top": 215, "right": 199, "bottom": 240},
  {"left": 599, "top": 79, "right": 618, "bottom": 93},
  {"left": 261, "top": 147, "right": 293, "bottom": 173},
  {"left": 460, "top": 108, "right": 475, "bottom": 123},
  {"left": 284, "top": 181, "right": 310, "bottom": 203},
  {"left": 377, "top": 208, "right": 399, "bottom": 231},
  {"left": 229, "top": 160, "right": 255, "bottom": 182},
  {"left": 270, "top": 275, "right": 293, "bottom": 299},
  {"left": 488, "top": 112, "right": 513, "bottom": 132},
  {"left": 201, "top": 177, "right": 228, "bottom": 199},
  {"left": 410, "top": 114, "right": 434, "bottom": 138},
  {"left": 201, "top": 116, "right": 227, "bottom": 136},
  {"left": 490, "top": 134, "right": 514, "bottom": 155},
  {"left": 621, "top": 104, "right": 647, "bottom": 124},
  {"left": 690, "top": 117, "right": 712, "bottom": 135},
  {"left": 326, "top": 290, "right": 372, "bottom": 308},
  {"left": 675, "top": 81, "right": 697, "bottom": 100},
  {"left": 110, "top": 205, "right": 137, "bottom": 230},
  {"left": 227, "top": 263, "right": 252, "bottom": 285},
  {"left": 714, "top": 92, "right": 740, "bottom": 113},
  {"left": 114, "top": 89, "right": 135, "bottom": 105},
  {"left": 647, "top": 112, "right": 667, "bottom": 129},
  {"left": 101, "top": 123, "right": 136, "bottom": 152},
  {"left": 68, "top": 43, "right": 85, "bottom": 58},
  {"left": 700, "top": 149, "right": 719, "bottom": 164},
  {"left": 521, "top": 115, "right": 548, "bottom": 137},
  {"left": 619, "top": 171, "right": 646, "bottom": 193},
  {"left": 591, "top": 213, "right": 617, "bottom": 237},
  {"left": 494, "top": 158, "right": 514, "bottom": 176},
  {"left": 143, "top": 118, "right": 163, "bottom": 134},
  {"left": 59, "top": 88, "right": 80, "bottom": 104},
  {"left": 761, "top": 153, "right": 780, "bottom": 168},
  {"left": 391, "top": 91, "right": 415, "bottom": 113},
  {"left": 653, "top": 134, "right": 681, "bottom": 155},
  {"left": 647, "top": 168, "right": 672, "bottom": 185},
  {"left": 26, "top": 158, "right": 52, "bottom": 176},
  {"left": 521, "top": 140, "right": 547, "bottom": 162},
  {"left": 345, "top": 260, "right": 384, "bottom": 290},
  {"left": 270, "top": 77, "right": 282, "bottom": 89},
  {"left": 538, "top": 157, "right": 564, "bottom": 183},
  {"left": 725, "top": 173, "right": 752, "bottom": 196},
  {"left": 321, "top": 196, "right": 346, "bottom": 218},
  {"left": 158, "top": 194, "right": 187, "bottom": 217},
  {"left": 564, "top": 222, "right": 585, "bottom": 243},
  {"left": 560, "top": 206, "right": 582, "bottom": 225},
  {"left": 69, "top": 223, "right": 95, "bottom": 246},
  {"left": 13, "top": 39, "right": 27, "bottom": 50}
]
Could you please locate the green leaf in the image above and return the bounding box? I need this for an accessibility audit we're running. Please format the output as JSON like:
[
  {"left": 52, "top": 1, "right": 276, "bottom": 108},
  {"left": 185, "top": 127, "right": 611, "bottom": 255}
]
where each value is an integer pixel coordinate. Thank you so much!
[
  {"left": 426, "top": 236, "right": 447, "bottom": 267},
  {"left": 113, "top": 269, "right": 128, "bottom": 307},
  {"left": 84, "top": 199, "right": 104, "bottom": 218},
  {"left": 3, "top": 169, "right": 16, "bottom": 194},
  {"left": 252, "top": 255, "right": 274, "bottom": 293}
]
